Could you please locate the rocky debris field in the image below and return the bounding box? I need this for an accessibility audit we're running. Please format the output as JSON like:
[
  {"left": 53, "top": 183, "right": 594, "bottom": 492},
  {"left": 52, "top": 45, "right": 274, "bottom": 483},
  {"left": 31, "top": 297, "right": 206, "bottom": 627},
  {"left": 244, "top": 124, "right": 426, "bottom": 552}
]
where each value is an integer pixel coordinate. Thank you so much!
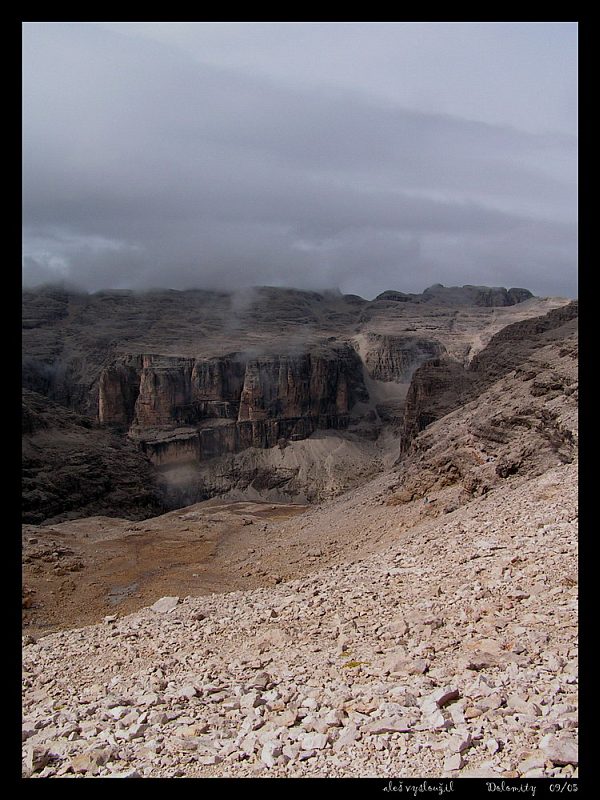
[{"left": 22, "top": 458, "right": 577, "bottom": 778}]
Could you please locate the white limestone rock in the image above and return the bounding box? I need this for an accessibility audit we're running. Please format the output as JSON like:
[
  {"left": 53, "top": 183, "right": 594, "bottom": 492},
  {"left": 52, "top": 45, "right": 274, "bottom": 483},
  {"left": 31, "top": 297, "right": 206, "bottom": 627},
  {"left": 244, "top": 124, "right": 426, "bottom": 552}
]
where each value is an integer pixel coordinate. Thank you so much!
[{"left": 150, "top": 596, "right": 180, "bottom": 614}]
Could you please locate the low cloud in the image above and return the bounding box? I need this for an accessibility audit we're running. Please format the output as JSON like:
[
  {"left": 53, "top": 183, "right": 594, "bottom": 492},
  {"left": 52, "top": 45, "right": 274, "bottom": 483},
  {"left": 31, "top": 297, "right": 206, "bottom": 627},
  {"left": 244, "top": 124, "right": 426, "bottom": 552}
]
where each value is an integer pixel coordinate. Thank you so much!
[{"left": 22, "top": 23, "right": 577, "bottom": 298}]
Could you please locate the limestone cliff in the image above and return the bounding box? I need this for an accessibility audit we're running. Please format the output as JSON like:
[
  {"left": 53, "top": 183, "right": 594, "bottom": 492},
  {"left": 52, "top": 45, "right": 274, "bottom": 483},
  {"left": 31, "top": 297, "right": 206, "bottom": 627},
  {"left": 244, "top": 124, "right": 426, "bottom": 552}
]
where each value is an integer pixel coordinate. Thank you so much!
[
  {"left": 400, "top": 357, "right": 476, "bottom": 449},
  {"left": 98, "top": 344, "right": 369, "bottom": 467},
  {"left": 375, "top": 284, "right": 533, "bottom": 307},
  {"left": 400, "top": 301, "right": 578, "bottom": 453},
  {"left": 358, "top": 333, "right": 445, "bottom": 382}
]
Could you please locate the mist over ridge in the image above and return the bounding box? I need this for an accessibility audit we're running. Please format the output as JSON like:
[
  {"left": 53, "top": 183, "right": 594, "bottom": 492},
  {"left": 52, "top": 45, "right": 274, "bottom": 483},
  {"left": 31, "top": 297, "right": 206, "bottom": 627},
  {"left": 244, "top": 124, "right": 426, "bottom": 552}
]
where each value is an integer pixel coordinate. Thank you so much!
[{"left": 22, "top": 23, "right": 577, "bottom": 300}]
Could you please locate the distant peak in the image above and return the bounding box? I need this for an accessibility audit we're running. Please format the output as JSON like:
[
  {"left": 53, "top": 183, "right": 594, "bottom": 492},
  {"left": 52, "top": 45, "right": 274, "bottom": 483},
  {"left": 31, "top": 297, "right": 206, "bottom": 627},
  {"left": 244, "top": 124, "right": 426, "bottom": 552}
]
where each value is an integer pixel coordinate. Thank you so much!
[{"left": 374, "top": 284, "right": 534, "bottom": 307}]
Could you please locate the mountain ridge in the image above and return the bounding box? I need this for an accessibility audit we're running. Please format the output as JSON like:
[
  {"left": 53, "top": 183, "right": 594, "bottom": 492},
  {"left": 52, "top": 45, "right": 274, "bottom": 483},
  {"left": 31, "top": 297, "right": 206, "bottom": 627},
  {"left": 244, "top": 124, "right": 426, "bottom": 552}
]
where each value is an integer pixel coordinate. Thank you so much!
[{"left": 22, "top": 284, "right": 571, "bottom": 523}]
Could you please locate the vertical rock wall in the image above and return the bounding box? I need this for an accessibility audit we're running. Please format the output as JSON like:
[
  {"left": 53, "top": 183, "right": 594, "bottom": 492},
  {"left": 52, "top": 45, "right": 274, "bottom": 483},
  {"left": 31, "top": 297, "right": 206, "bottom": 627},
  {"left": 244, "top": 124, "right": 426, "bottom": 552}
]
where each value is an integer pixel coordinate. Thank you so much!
[{"left": 98, "top": 344, "right": 369, "bottom": 464}]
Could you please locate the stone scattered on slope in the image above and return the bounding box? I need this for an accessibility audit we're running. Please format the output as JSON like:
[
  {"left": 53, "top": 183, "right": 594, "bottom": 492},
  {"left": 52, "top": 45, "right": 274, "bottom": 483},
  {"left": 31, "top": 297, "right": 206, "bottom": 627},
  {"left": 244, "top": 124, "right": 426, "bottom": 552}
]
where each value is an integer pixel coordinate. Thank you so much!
[{"left": 22, "top": 459, "right": 578, "bottom": 778}]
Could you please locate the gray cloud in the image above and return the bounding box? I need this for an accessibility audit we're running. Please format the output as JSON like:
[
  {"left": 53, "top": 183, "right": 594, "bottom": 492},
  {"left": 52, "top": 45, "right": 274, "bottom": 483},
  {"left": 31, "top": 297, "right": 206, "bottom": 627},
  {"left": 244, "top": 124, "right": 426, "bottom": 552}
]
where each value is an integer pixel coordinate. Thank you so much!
[{"left": 22, "top": 23, "right": 577, "bottom": 298}]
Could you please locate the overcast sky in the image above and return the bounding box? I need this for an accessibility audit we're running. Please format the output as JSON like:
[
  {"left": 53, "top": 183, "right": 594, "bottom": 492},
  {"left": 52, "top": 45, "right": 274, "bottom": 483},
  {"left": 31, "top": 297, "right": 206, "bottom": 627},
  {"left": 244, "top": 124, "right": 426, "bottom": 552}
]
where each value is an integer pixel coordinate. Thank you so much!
[{"left": 22, "top": 22, "right": 578, "bottom": 299}]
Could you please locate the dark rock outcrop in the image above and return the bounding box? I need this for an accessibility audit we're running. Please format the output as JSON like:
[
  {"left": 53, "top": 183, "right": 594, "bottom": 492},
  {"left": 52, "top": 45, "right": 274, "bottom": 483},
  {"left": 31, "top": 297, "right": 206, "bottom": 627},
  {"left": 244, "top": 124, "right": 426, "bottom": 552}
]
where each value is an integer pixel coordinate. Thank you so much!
[
  {"left": 374, "top": 284, "right": 533, "bottom": 307},
  {"left": 469, "top": 301, "right": 579, "bottom": 383},
  {"left": 400, "top": 358, "right": 476, "bottom": 450},
  {"left": 22, "top": 390, "right": 164, "bottom": 524}
]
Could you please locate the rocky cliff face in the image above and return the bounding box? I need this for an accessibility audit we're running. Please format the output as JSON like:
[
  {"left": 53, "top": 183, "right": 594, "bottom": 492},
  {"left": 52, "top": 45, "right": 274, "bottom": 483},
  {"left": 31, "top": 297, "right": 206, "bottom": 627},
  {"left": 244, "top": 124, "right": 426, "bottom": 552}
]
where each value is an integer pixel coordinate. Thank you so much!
[
  {"left": 98, "top": 344, "right": 369, "bottom": 468},
  {"left": 22, "top": 284, "right": 570, "bottom": 521},
  {"left": 358, "top": 333, "right": 445, "bottom": 382},
  {"left": 468, "top": 301, "right": 579, "bottom": 382},
  {"left": 390, "top": 317, "right": 578, "bottom": 515},
  {"left": 400, "top": 301, "right": 578, "bottom": 453},
  {"left": 400, "top": 358, "right": 476, "bottom": 449},
  {"left": 375, "top": 284, "right": 534, "bottom": 307}
]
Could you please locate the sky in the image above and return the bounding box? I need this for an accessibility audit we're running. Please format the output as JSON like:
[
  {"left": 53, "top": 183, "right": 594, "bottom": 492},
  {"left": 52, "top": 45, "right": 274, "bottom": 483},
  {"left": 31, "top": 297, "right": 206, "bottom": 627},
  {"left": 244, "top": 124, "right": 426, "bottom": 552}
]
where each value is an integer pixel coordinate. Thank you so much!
[{"left": 22, "top": 22, "right": 578, "bottom": 299}]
